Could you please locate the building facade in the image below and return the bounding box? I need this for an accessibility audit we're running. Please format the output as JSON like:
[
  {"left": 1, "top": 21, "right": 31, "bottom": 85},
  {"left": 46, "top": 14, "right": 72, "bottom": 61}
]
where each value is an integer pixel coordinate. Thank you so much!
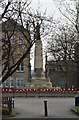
[
  {"left": 2, "top": 19, "right": 31, "bottom": 88},
  {"left": 47, "top": 59, "right": 76, "bottom": 88},
  {"left": 46, "top": 42, "right": 79, "bottom": 88}
]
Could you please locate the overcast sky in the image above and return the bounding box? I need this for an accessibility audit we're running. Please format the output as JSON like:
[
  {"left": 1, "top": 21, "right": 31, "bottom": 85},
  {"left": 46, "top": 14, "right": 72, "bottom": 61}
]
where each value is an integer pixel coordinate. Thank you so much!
[{"left": 29, "top": 0, "right": 63, "bottom": 19}]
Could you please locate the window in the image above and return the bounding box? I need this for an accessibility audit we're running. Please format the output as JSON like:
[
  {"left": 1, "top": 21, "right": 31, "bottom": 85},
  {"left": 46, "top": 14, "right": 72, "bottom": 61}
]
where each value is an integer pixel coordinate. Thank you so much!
[
  {"left": 16, "top": 78, "right": 20, "bottom": 87},
  {"left": 5, "top": 79, "right": 9, "bottom": 87},
  {"left": 10, "top": 78, "right": 14, "bottom": 88},
  {"left": 20, "top": 78, "right": 24, "bottom": 87},
  {"left": 17, "top": 62, "right": 24, "bottom": 72},
  {"left": 16, "top": 78, "right": 24, "bottom": 88}
]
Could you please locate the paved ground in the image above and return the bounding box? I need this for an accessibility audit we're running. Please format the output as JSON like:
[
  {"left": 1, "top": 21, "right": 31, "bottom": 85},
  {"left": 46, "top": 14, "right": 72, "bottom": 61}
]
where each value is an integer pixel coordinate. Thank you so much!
[
  {"left": 1, "top": 118, "right": 79, "bottom": 120},
  {"left": 2, "top": 97, "right": 79, "bottom": 119}
]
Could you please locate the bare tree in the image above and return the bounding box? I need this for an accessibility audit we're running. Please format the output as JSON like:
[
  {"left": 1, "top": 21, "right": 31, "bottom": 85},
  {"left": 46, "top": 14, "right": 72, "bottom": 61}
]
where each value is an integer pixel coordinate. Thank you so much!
[
  {"left": 1, "top": 0, "right": 54, "bottom": 84},
  {"left": 46, "top": 23, "right": 77, "bottom": 88},
  {"left": 1, "top": 0, "right": 33, "bottom": 83},
  {"left": 52, "top": 0, "right": 79, "bottom": 36},
  {"left": 47, "top": 24, "right": 77, "bottom": 60},
  {"left": 45, "top": 0, "right": 79, "bottom": 88}
]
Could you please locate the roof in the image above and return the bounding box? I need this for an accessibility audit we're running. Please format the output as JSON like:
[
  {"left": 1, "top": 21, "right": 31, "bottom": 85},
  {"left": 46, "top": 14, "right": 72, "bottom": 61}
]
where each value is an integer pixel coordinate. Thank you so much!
[{"left": 2, "top": 19, "right": 28, "bottom": 32}]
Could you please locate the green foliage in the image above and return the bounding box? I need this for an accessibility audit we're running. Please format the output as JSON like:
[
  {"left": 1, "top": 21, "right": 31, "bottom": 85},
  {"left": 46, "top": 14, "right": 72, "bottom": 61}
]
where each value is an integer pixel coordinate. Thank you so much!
[
  {"left": 72, "top": 106, "right": 79, "bottom": 115},
  {"left": 74, "top": 106, "right": 79, "bottom": 113}
]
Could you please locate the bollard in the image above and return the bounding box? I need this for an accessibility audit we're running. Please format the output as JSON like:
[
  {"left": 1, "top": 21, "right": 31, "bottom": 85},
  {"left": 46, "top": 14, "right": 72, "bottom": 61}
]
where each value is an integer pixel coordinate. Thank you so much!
[{"left": 44, "top": 100, "right": 48, "bottom": 116}]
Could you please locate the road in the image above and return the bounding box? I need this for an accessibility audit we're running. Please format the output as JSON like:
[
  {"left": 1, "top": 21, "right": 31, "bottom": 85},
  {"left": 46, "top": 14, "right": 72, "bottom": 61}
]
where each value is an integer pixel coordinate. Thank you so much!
[{"left": 2, "top": 97, "right": 79, "bottom": 120}]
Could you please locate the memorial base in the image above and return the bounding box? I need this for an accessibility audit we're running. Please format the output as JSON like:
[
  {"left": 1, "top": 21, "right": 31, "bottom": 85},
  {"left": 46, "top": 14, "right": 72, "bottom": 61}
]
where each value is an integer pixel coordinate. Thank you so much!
[{"left": 30, "top": 78, "right": 52, "bottom": 88}]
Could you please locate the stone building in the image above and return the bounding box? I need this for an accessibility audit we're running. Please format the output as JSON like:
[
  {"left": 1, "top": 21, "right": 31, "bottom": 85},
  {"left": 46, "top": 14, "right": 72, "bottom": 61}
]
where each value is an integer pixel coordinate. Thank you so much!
[
  {"left": 46, "top": 42, "right": 79, "bottom": 88},
  {"left": 2, "top": 19, "right": 30, "bottom": 88},
  {"left": 47, "top": 60, "right": 76, "bottom": 88}
]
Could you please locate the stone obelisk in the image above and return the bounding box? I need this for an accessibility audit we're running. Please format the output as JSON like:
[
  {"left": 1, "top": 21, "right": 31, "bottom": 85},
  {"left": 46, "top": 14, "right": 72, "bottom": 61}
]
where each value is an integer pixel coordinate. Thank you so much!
[
  {"left": 34, "top": 22, "right": 43, "bottom": 77},
  {"left": 31, "top": 22, "right": 52, "bottom": 88}
]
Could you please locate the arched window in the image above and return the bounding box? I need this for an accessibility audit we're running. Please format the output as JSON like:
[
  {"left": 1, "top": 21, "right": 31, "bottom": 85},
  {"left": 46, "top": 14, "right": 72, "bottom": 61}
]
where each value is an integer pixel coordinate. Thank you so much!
[{"left": 17, "top": 62, "right": 24, "bottom": 72}]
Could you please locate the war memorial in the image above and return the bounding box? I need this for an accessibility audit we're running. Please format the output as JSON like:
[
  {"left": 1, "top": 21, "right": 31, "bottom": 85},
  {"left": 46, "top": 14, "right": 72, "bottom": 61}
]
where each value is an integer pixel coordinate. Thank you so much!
[{"left": 31, "top": 22, "right": 52, "bottom": 88}]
